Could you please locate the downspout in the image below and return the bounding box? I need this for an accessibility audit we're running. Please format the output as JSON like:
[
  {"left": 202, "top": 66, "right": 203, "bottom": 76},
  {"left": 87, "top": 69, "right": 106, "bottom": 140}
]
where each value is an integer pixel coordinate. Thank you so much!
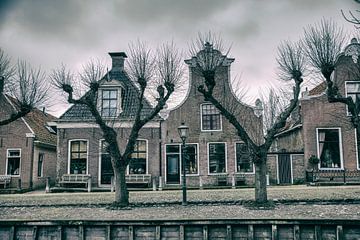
[
  {"left": 26, "top": 133, "right": 35, "bottom": 190},
  {"left": 159, "top": 120, "right": 163, "bottom": 177}
]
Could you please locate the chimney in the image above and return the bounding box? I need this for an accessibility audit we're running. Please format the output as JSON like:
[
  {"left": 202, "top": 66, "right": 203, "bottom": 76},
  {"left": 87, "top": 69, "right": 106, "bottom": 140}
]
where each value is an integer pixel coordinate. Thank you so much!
[{"left": 108, "top": 52, "right": 127, "bottom": 72}]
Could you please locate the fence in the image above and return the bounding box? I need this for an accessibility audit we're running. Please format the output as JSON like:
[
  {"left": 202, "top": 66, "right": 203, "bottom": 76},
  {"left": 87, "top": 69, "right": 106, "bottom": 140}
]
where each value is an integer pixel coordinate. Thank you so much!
[{"left": 1, "top": 219, "right": 360, "bottom": 239}]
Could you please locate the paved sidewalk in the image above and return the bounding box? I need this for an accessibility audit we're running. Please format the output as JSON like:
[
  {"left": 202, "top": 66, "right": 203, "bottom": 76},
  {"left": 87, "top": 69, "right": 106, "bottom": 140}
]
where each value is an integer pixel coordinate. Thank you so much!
[{"left": 1, "top": 185, "right": 360, "bottom": 221}]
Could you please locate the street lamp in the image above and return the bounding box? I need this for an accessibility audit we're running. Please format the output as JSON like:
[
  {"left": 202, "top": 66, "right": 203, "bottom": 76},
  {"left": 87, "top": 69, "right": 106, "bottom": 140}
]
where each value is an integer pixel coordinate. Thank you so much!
[{"left": 178, "top": 123, "right": 189, "bottom": 206}]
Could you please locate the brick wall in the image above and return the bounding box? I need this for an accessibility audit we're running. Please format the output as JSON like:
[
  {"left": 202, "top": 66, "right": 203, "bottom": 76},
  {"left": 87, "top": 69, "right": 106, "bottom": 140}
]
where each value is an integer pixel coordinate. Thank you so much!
[{"left": 56, "top": 126, "right": 161, "bottom": 187}]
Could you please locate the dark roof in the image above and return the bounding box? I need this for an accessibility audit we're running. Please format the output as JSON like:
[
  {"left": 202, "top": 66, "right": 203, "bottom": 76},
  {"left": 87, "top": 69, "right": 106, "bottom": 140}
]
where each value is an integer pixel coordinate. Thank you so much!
[
  {"left": 6, "top": 96, "right": 57, "bottom": 145},
  {"left": 309, "top": 81, "right": 326, "bottom": 96},
  {"left": 59, "top": 71, "right": 159, "bottom": 121}
]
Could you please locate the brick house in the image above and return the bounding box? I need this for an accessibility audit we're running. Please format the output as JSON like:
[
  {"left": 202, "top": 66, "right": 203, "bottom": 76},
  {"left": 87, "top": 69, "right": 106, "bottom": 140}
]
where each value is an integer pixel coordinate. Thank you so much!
[
  {"left": 161, "top": 48, "right": 263, "bottom": 187},
  {"left": 273, "top": 38, "right": 360, "bottom": 184},
  {"left": 55, "top": 49, "right": 263, "bottom": 189},
  {"left": 0, "top": 95, "right": 57, "bottom": 190},
  {"left": 55, "top": 52, "right": 162, "bottom": 188}
]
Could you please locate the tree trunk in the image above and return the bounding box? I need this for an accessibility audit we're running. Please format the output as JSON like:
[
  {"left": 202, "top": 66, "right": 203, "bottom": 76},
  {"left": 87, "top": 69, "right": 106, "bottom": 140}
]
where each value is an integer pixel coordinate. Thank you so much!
[
  {"left": 114, "top": 166, "right": 129, "bottom": 207},
  {"left": 254, "top": 158, "right": 268, "bottom": 203}
]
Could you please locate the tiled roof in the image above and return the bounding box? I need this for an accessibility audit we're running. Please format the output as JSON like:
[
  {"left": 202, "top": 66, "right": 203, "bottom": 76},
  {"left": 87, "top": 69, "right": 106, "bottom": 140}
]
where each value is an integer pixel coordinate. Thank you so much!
[
  {"left": 59, "top": 71, "right": 160, "bottom": 121},
  {"left": 309, "top": 81, "right": 326, "bottom": 96},
  {"left": 6, "top": 96, "right": 57, "bottom": 145}
]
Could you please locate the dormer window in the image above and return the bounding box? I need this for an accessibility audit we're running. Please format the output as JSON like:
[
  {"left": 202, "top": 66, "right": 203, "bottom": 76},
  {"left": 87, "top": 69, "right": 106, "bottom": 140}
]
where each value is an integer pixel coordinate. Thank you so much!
[{"left": 101, "top": 89, "right": 119, "bottom": 118}]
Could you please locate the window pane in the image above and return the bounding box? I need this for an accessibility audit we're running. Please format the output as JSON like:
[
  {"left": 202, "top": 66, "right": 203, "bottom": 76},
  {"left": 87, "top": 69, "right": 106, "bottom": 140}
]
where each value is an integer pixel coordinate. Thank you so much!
[
  {"left": 8, "top": 150, "right": 20, "bottom": 157},
  {"left": 209, "top": 143, "right": 226, "bottom": 173},
  {"left": 202, "top": 104, "right": 221, "bottom": 130},
  {"left": 318, "top": 129, "right": 341, "bottom": 168},
  {"left": 236, "top": 143, "right": 253, "bottom": 172},
  {"left": 183, "top": 144, "right": 198, "bottom": 174},
  {"left": 38, "top": 153, "right": 44, "bottom": 177},
  {"left": 110, "top": 90, "right": 118, "bottom": 99},
  {"left": 129, "top": 140, "right": 147, "bottom": 174},
  {"left": 102, "top": 90, "right": 110, "bottom": 98},
  {"left": 7, "top": 156, "right": 20, "bottom": 175},
  {"left": 70, "top": 141, "right": 87, "bottom": 174},
  {"left": 166, "top": 145, "right": 180, "bottom": 153}
]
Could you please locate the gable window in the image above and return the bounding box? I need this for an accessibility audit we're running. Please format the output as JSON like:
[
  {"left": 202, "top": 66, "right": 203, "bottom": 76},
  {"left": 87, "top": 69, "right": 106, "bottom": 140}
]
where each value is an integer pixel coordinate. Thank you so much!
[
  {"left": 201, "top": 103, "right": 222, "bottom": 131},
  {"left": 317, "top": 128, "right": 342, "bottom": 169},
  {"left": 101, "top": 89, "right": 118, "bottom": 117},
  {"left": 129, "top": 140, "right": 147, "bottom": 174},
  {"left": 37, "top": 153, "right": 44, "bottom": 177},
  {"left": 236, "top": 142, "right": 254, "bottom": 173},
  {"left": 346, "top": 81, "right": 360, "bottom": 115},
  {"left": 208, "top": 143, "right": 226, "bottom": 174},
  {"left": 7, "top": 149, "right": 21, "bottom": 176},
  {"left": 69, "top": 140, "right": 88, "bottom": 174}
]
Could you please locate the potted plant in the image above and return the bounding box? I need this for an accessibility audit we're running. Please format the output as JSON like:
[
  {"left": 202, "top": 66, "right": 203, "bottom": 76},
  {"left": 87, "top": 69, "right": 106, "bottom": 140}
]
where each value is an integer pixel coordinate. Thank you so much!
[
  {"left": 308, "top": 155, "right": 320, "bottom": 171},
  {"left": 307, "top": 155, "right": 320, "bottom": 183}
]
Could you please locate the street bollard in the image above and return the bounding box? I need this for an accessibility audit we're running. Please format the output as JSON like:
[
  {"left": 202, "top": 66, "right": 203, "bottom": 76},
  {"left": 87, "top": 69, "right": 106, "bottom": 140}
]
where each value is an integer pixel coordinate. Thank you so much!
[
  {"left": 158, "top": 176, "right": 163, "bottom": 191},
  {"left": 152, "top": 178, "right": 157, "bottom": 191},
  {"left": 232, "top": 175, "right": 236, "bottom": 189},
  {"left": 199, "top": 176, "right": 203, "bottom": 190},
  {"left": 87, "top": 177, "right": 92, "bottom": 192},
  {"left": 45, "top": 177, "right": 50, "bottom": 193},
  {"left": 111, "top": 176, "right": 115, "bottom": 192}
]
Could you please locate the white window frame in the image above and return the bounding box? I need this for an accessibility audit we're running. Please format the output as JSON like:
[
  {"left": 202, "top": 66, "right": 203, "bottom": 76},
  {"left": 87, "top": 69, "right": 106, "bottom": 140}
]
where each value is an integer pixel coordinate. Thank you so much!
[
  {"left": 345, "top": 81, "right": 360, "bottom": 116},
  {"left": 6, "top": 149, "right": 21, "bottom": 176},
  {"left": 200, "top": 103, "right": 223, "bottom": 132},
  {"left": 127, "top": 139, "right": 149, "bottom": 175},
  {"left": 68, "top": 139, "right": 89, "bottom": 174},
  {"left": 207, "top": 142, "right": 227, "bottom": 175},
  {"left": 98, "top": 87, "right": 123, "bottom": 118},
  {"left": 355, "top": 129, "right": 360, "bottom": 170},
  {"left": 164, "top": 143, "right": 200, "bottom": 181},
  {"left": 234, "top": 142, "right": 255, "bottom": 174},
  {"left": 98, "top": 139, "right": 112, "bottom": 187},
  {"left": 316, "top": 128, "right": 344, "bottom": 170}
]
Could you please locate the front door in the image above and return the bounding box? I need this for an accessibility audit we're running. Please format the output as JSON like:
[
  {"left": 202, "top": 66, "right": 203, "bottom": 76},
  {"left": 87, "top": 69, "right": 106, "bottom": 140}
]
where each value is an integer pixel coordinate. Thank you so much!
[
  {"left": 278, "top": 154, "right": 292, "bottom": 184},
  {"left": 100, "top": 153, "right": 113, "bottom": 185},
  {"left": 166, "top": 145, "right": 180, "bottom": 184}
]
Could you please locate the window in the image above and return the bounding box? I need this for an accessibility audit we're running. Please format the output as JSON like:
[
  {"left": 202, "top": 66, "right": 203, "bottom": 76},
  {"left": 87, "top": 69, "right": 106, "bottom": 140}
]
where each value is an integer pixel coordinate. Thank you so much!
[
  {"left": 317, "top": 129, "right": 342, "bottom": 169},
  {"left": 69, "top": 140, "right": 87, "bottom": 174},
  {"left": 100, "top": 140, "right": 113, "bottom": 184},
  {"left": 38, "top": 153, "right": 44, "bottom": 177},
  {"left": 184, "top": 144, "right": 198, "bottom": 174},
  {"left": 101, "top": 89, "right": 118, "bottom": 117},
  {"left": 129, "top": 140, "right": 147, "bottom": 174},
  {"left": 236, "top": 143, "right": 254, "bottom": 173},
  {"left": 7, "top": 149, "right": 21, "bottom": 175},
  {"left": 346, "top": 82, "right": 360, "bottom": 115},
  {"left": 208, "top": 143, "right": 226, "bottom": 174},
  {"left": 165, "top": 144, "right": 198, "bottom": 175},
  {"left": 201, "top": 103, "right": 221, "bottom": 131}
]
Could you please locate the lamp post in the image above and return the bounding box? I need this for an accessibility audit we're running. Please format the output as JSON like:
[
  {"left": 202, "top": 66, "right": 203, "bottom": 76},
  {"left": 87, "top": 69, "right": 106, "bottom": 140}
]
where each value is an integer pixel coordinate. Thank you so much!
[{"left": 178, "top": 123, "right": 189, "bottom": 206}]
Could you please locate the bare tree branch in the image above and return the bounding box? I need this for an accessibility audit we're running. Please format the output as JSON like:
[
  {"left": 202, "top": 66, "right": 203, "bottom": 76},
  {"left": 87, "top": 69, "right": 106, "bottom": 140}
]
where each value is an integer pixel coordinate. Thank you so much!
[{"left": 0, "top": 51, "right": 49, "bottom": 126}]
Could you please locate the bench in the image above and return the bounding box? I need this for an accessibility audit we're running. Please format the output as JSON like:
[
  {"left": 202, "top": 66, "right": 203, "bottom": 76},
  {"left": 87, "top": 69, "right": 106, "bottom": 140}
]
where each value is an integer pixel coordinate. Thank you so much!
[
  {"left": 125, "top": 174, "right": 152, "bottom": 187},
  {"left": 59, "top": 174, "right": 92, "bottom": 192},
  {"left": 0, "top": 175, "right": 11, "bottom": 188},
  {"left": 233, "top": 174, "right": 246, "bottom": 186},
  {"left": 217, "top": 175, "right": 228, "bottom": 186},
  {"left": 308, "top": 170, "right": 360, "bottom": 184}
]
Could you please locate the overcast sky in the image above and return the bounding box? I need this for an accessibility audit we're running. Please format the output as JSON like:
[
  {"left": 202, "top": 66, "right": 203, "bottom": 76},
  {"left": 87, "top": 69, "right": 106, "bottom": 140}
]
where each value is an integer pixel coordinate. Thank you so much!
[{"left": 0, "top": 0, "right": 358, "bottom": 117}]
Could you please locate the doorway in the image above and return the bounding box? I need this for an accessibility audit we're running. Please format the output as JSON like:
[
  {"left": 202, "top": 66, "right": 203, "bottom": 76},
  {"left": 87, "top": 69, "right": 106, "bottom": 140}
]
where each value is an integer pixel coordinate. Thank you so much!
[{"left": 278, "top": 154, "right": 292, "bottom": 184}]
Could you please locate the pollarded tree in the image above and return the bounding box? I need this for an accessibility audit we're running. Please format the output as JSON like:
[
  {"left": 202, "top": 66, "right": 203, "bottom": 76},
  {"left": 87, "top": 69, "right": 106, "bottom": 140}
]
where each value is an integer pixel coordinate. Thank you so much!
[
  {"left": 191, "top": 33, "right": 305, "bottom": 203},
  {"left": 0, "top": 49, "right": 48, "bottom": 126},
  {"left": 51, "top": 42, "right": 183, "bottom": 207}
]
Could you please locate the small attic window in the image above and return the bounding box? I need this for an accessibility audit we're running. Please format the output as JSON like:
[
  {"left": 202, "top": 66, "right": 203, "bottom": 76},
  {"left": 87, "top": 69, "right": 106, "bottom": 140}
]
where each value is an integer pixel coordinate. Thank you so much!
[{"left": 45, "top": 125, "right": 56, "bottom": 134}]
